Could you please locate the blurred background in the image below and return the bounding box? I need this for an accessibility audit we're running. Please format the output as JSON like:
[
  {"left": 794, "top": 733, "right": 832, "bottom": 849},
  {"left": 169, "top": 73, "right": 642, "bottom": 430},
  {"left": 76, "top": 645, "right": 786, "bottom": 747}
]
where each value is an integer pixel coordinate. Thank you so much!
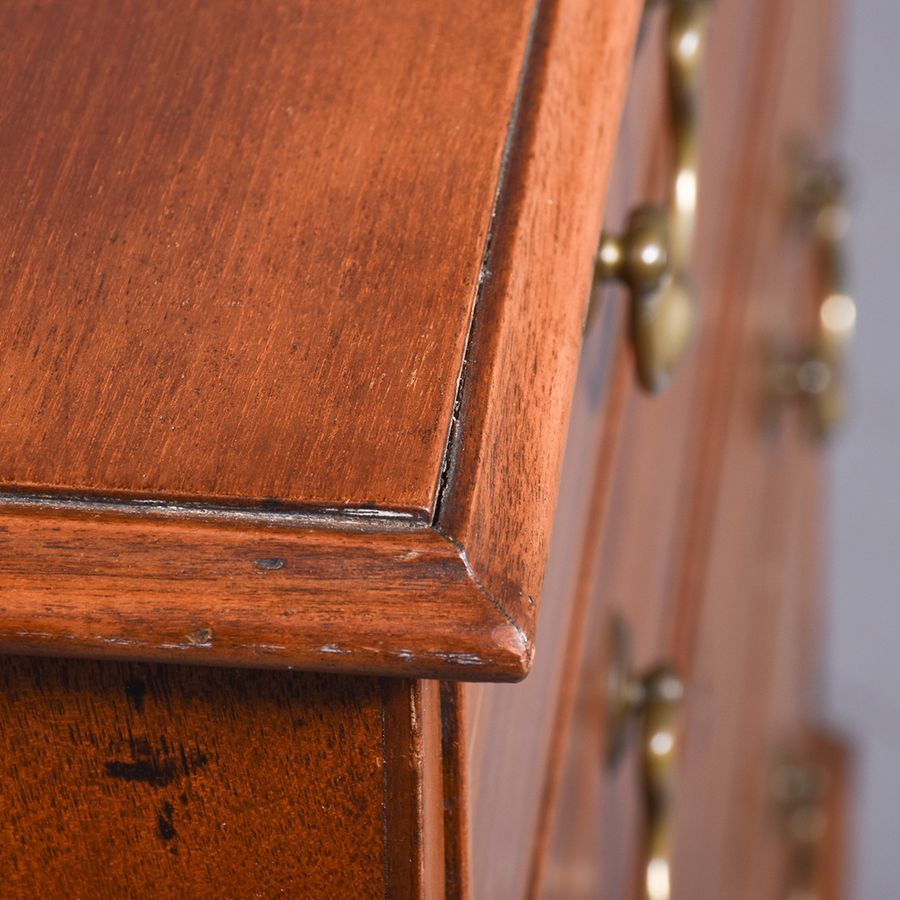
[{"left": 826, "top": 1, "right": 900, "bottom": 897}]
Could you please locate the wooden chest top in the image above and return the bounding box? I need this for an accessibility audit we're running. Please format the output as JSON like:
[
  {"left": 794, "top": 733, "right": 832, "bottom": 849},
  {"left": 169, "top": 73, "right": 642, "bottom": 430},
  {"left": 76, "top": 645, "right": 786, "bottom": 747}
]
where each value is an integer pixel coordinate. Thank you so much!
[
  {"left": 0, "top": 0, "right": 640, "bottom": 679},
  {"left": 0, "top": 0, "right": 537, "bottom": 515}
]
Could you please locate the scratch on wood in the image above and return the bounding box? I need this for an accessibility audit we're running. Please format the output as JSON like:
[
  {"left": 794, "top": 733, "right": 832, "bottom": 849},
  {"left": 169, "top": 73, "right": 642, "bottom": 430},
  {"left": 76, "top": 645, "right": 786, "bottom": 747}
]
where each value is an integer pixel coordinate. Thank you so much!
[
  {"left": 434, "top": 652, "right": 485, "bottom": 666},
  {"left": 96, "top": 635, "right": 143, "bottom": 647},
  {"left": 159, "top": 641, "right": 212, "bottom": 651}
]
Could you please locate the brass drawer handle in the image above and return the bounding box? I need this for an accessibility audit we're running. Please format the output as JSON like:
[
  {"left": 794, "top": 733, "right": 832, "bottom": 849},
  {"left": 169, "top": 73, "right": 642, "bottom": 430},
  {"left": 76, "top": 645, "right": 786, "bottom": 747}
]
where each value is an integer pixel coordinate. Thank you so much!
[
  {"left": 773, "top": 757, "right": 831, "bottom": 900},
  {"left": 606, "top": 619, "right": 684, "bottom": 900},
  {"left": 594, "top": 0, "right": 711, "bottom": 393},
  {"left": 773, "top": 160, "right": 856, "bottom": 439}
]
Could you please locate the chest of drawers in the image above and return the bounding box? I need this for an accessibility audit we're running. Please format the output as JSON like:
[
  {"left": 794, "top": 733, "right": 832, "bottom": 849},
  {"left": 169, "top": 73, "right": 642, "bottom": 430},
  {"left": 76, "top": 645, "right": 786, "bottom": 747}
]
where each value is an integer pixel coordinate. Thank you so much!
[{"left": 0, "top": 1, "right": 852, "bottom": 896}]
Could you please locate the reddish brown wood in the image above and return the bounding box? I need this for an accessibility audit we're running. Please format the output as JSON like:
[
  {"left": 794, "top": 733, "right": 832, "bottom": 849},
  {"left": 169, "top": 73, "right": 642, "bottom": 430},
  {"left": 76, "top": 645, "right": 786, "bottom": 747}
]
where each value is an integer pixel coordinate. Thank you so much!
[
  {"left": 0, "top": 0, "right": 535, "bottom": 515},
  {"left": 0, "top": 658, "right": 387, "bottom": 896},
  {"left": 532, "top": 369, "right": 705, "bottom": 899},
  {"left": 721, "top": 433, "right": 827, "bottom": 900},
  {"left": 0, "top": 0, "right": 848, "bottom": 896},
  {"left": 523, "top": 309, "right": 633, "bottom": 898},
  {"left": 809, "top": 728, "right": 855, "bottom": 900},
  {"left": 440, "top": 682, "right": 471, "bottom": 900},
  {"left": 0, "top": 506, "right": 531, "bottom": 678},
  {"left": 464, "top": 284, "right": 632, "bottom": 899},
  {"left": 662, "top": 7, "right": 804, "bottom": 895},
  {"left": 384, "top": 678, "right": 445, "bottom": 899},
  {"left": 436, "top": 0, "right": 641, "bottom": 637},
  {"left": 420, "top": 681, "right": 447, "bottom": 900},
  {"left": 664, "top": 0, "right": 842, "bottom": 895},
  {"left": 0, "top": 0, "right": 642, "bottom": 680},
  {"left": 530, "top": 0, "right": 844, "bottom": 894}
]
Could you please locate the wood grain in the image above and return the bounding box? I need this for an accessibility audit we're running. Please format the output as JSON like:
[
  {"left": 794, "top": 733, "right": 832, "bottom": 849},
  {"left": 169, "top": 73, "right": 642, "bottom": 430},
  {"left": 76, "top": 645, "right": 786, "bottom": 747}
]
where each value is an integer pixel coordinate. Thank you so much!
[
  {"left": 0, "top": 507, "right": 529, "bottom": 679},
  {"left": 531, "top": 0, "right": 840, "bottom": 893},
  {"left": 440, "top": 682, "right": 471, "bottom": 900},
  {"left": 436, "top": 0, "right": 641, "bottom": 635},
  {"left": 0, "top": 658, "right": 396, "bottom": 897},
  {"left": 0, "top": 1, "right": 848, "bottom": 896},
  {"left": 464, "top": 278, "right": 632, "bottom": 900},
  {"left": 0, "top": 0, "right": 535, "bottom": 514},
  {"left": 0, "top": 0, "right": 642, "bottom": 678},
  {"left": 384, "top": 678, "right": 446, "bottom": 900},
  {"left": 692, "top": 8, "right": 844, "bottom": 892},
  {"left": 664, "top": 0, "right": 841, "bottom": 895}
]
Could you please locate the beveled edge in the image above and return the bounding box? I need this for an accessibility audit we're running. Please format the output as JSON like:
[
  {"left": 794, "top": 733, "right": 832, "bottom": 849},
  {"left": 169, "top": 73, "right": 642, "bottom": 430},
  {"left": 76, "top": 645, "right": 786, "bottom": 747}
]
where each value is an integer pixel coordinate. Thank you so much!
[
  {"left": 0, "top": 0, "right": 643, "bottom": 682},
  {"left": 0, "top": 503, "right": 533, "bottom": 681}
]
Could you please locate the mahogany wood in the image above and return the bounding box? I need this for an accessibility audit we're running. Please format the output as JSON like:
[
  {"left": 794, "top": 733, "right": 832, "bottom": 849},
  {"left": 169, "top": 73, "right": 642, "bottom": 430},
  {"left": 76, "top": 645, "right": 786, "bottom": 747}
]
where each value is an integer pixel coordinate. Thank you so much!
[
  {"left": 464, "top": 285, "right": 631, "bottom": 899},
  {"left": 0, "top": 0, "right": 642, "bottom": 680},
  {"left": 531, "top": 0, "right": 845, "bottom": 895},
  {"left": 385, "top": 678, "right": 446, "bottom": 899},
  {"left": 808, "top": 728, "right": 855, "bottom": 900},
  {"left": 664, "top": 0, "right": 841, "bottom": 895},
  {"left": 435, "top": 0, "right": 641, "bottom": 636},
  {"left": 0, "top": 0, "right": 850, "bottom": 895},
  {"left": 0, "top": 508, "right": 528, "bottom": 679},
  {"left": 440, "top": 683, "right": 471, "bottom": 900},
  {"left": 721, "top": 426, "right": 826, "bottom": 900},
  {"left": 460, "top": 4, "right": 665, "bottom": 888},
  {"left": 0, "top": 0, "right": 535, "bottom": 515},
  {"left": 0, "top": 658, "right": 413, "bottom": 897}
]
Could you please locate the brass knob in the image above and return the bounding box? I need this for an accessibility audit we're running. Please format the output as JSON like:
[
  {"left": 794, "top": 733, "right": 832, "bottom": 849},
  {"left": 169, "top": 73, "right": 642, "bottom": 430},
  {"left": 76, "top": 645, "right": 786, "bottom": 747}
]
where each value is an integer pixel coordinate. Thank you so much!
[
  {"left": 594, "top": 0, "right": 711, "bottom": 393},
  {"left": 772, "top": 160, "right": 856, "bottom": 439},
  {"left": 606, "top": 618, "right": 684, "bottom": 900}
]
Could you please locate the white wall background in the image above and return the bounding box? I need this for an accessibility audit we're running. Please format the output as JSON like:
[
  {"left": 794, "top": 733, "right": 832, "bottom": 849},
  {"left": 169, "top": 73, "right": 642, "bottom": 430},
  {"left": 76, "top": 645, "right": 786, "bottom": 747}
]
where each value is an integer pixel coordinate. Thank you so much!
[{"left": 827, "top": 1, "right": 900, "bottom": 897}]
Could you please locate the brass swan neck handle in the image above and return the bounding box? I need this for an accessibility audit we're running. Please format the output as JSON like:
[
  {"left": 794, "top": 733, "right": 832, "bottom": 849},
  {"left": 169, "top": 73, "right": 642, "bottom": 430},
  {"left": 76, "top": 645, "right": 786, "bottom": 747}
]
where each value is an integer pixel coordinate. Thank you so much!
[
  {"left": 606, "top": 619, "right": 684, "bottom": 900},
  {"left": 595, "top": 0, "right": 711, "bottom": 393},
  {"left": 771, "top": 159, "right": 856, "bottom": 439}
]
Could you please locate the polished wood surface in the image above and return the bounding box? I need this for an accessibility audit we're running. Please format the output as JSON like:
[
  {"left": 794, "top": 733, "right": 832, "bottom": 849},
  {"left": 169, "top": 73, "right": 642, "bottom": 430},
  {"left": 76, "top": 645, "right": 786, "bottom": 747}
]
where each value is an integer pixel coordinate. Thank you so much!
[
  {"left": 0, "top": 660, "right": 413, "bottom": 897},
  {"left": 669, "top": 1, "right": 840, "bottom": 895},
  {"left": 0, "top": 508, "right": 529, "bottom": 679},
  {"left": 435, "top": 0, "right": 640, "bottom": 637},
  {"left": 0, "top": 0, "right": 535, "bottom": 514},
  {"left": 464, "top": 278, "right": 631, "bottom": 900},
  {"left": 0, "top": 0, "right": 642, "bottom": 680},
  {"left": 460, "top": 5, "right": 658, "bottom": 889},
  {"left": 0, "top": 0, "right": 851, "bottom": 895},
  {"left": 532, "top": 0, "right": 848, "bottom": 895},
  {"left": 386, "top": 679, "right": 446, "bottom": 900}
]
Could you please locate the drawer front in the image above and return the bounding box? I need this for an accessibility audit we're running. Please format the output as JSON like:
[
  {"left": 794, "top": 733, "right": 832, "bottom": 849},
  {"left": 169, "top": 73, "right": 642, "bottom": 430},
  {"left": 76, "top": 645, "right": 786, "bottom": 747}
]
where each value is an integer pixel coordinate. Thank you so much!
[
  {"left": 455, "top": 1, "right": 694, "bottom": 894},
  {"left": 670, "top": 0, "right": 842, "bottom": 895},
  {"left": 450, "top": 5, "right": 672, "bottom": 896},
  {"left": 533, "top": 0, "right": 840, "bottom": 895},
  {"left": 0, "top": 661, "right": 445, "bottom": 899},
  {"left": 460, "top": 0, "right": 782, "bottom": 894}
]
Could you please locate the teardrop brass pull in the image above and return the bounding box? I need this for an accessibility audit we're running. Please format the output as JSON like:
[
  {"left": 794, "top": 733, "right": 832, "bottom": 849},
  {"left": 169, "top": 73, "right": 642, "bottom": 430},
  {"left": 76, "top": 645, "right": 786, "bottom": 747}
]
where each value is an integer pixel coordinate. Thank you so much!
[
  {"left": 594, "top": 0, "right": 711, "bottom": 393},
  {"left": 772, "top": 160, "right": 856, "bottom": 439},
  {"left": 606, "top": 618, "right": 684, "bottom": 900}
]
